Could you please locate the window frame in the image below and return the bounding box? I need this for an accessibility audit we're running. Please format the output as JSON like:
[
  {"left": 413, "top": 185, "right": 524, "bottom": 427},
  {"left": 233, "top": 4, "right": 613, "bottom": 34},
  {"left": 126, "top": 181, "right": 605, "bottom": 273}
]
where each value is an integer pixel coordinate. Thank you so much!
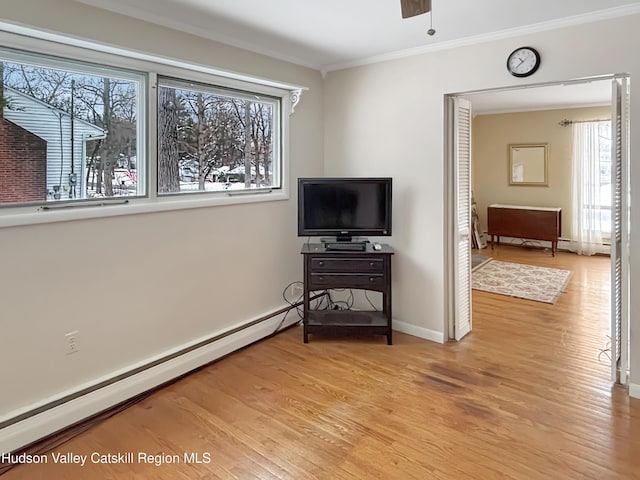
[
  {"left": 0, "top": 45, "right": 149, "bottom": 206},
  {"left": 0, "top": 24, "right": 302, "bottom": 228},
  {"left": 155, "top": 75, "right": 283, "bottom": 197}
]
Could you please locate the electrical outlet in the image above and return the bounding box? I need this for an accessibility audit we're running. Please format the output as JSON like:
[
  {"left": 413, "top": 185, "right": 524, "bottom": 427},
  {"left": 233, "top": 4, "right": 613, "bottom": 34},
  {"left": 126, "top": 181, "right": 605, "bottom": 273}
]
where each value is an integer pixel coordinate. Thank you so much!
[
  {"left": 291, "top": 283, "right": 304, "bottom": 298},
  {"left": 65, "top": 330, "right": 80, "bottom": 355}
]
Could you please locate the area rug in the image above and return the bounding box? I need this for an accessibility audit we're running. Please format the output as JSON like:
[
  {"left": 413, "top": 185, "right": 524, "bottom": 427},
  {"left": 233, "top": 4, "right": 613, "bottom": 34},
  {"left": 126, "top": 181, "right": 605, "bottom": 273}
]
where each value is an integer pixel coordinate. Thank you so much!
[{"left": 472, "top": 260, "right": 572, "bottom": 304}]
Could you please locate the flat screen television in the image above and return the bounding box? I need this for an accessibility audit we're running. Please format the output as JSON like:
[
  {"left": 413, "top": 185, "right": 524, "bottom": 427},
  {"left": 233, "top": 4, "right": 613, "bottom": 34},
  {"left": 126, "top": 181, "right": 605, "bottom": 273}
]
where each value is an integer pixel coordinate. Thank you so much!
[{"left": 298, "top": 177, "right": 392, "bottom": 242}]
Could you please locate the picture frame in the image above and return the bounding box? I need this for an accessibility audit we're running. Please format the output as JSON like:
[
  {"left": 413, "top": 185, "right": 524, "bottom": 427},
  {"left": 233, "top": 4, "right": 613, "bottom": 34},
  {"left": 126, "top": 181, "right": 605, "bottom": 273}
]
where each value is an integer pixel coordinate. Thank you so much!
[{"left": 508, "top": 143, "right": 548, "bottom": 186}]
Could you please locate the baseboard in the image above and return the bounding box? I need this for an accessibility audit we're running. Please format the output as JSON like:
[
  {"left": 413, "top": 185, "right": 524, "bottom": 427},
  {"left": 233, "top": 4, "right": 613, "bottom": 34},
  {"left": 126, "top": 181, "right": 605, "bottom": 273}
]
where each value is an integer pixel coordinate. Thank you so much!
[
  {"left": 629, "top": 383, "right": 640, "bottom": 399},
  {"left": 483, "top": 235, "right": 610, "bottom": 255},
  {"left": 393, "top": 320, "right": 444, "bottom": 344},
  {"left": 0, "top": 307, "right": 300, "bottom": 454},
  {"left": 491, "top": 236, "right": 558, "bottom": 250},
  {"left": 558, "top": 240, "right": 610, "bottom": 255}
]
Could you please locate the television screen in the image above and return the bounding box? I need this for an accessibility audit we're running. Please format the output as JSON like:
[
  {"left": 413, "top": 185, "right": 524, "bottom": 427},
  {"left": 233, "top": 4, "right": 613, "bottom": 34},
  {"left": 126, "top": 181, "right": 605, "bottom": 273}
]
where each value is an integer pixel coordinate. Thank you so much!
[{"left": 298, "top": 178, "right": 392, "bottom": 240}]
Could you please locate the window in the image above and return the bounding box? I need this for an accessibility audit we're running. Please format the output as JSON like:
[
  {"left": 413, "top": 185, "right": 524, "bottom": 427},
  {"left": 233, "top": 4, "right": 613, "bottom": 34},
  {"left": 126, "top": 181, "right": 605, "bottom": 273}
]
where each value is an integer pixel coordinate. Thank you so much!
[
  {"left": 157, "top": 78, "right": 281, "bottom": 196},
  {"left": 571, "top": 120, "right": 611, "bottom": 255},
  {"left": 0, "top": 47, "right": 145, "bottom": 206},
  {"left": 0, "top": 26, "right": 301, "bottom": 226}
]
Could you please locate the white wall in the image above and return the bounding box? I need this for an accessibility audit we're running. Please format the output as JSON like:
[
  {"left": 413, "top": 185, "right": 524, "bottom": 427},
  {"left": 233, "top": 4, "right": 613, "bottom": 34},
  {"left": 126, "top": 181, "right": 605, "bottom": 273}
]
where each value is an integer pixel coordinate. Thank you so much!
[
  {"left": 324, "top": 15, "right": 640, "bottom": 384},
  {"left": 0, "top": 0, "right": 323, "bottom": 422}
]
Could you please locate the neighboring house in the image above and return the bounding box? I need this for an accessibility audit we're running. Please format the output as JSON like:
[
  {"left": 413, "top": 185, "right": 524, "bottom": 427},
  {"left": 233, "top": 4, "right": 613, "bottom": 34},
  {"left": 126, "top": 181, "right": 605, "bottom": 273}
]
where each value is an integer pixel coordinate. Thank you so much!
[
  {"left": 2, "top": 86, "right": 107, "bottom": 201},
  {"left": 0, "top": 116, "right": 47, "bottom": 203}
]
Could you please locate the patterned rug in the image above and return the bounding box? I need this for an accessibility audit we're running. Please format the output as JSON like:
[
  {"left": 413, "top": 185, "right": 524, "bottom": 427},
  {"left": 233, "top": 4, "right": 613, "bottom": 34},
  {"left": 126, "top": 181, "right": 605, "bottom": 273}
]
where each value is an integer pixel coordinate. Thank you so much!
[{"left": 472, "top": 260, "right": 572, "bottom": 304}]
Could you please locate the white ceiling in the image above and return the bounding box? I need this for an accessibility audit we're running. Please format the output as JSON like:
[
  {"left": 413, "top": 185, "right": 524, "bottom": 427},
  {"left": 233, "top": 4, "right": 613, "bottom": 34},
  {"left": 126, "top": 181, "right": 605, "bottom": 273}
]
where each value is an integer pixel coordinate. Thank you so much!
[{"left": 76, "top": 0, "right": 640, "bottom": 71}]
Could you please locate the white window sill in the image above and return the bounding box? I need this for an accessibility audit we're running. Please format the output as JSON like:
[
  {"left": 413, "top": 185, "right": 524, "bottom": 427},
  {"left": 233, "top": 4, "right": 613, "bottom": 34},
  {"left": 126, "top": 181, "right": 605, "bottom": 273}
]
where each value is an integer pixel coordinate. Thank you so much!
[{"left": 0, "top": 190, "right": 288, "bottom": 228}]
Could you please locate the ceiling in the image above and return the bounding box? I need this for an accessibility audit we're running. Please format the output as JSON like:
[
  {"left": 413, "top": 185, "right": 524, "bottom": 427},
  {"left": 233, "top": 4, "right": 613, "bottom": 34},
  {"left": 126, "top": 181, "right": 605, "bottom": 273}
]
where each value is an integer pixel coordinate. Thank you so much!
[{"left": 76, "top": 0, "right": 640, "bottom": 71}]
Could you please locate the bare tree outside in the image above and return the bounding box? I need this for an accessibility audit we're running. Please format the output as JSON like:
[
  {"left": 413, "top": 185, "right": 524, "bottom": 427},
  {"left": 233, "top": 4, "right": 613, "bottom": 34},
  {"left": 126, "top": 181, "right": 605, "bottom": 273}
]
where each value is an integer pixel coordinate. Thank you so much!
[
  {"left": 158, "top": 86, "right": 180, "bottom": 193},
  {"left": 243, "top": 99, "right": 252, "bottom": 189},
  {"left": 157, "top": 82, "right": 276, "bottom": 195},
  {"left": 1, "top": 54, "right": 278, "bottom": 205}
]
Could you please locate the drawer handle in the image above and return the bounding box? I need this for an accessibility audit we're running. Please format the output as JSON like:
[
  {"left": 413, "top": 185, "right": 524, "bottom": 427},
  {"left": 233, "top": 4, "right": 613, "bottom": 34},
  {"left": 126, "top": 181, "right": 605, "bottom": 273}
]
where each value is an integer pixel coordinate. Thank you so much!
[
  {"left": 318, "top": 261, "right": 324, "bottom": 267},
  {"left": 369, "top": 262, "right": 375, "bottom": 268},
  {"left": 369, "top": 277, "right": 376, "bottom": 282},
  {"left": 318, "top": 276, "right": 324, "bottom": 281}
]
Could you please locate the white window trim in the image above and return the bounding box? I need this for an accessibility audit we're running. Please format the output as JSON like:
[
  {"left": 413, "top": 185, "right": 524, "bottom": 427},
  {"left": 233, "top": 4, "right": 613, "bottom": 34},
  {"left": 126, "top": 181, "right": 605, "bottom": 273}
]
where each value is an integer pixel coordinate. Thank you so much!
[
  {"left": 155, "top": 75, "right": 284, "bottom": 195},
  {"left": 0, "top": 22, "right": 306, "bottom": 228}
]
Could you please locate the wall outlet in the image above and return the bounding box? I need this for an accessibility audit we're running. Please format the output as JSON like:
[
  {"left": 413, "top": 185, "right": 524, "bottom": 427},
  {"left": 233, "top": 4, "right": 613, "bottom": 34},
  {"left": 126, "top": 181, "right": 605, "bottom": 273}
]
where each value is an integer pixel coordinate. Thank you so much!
[{"left": 65, "top": 330, "right": 80, "bottom": 355}]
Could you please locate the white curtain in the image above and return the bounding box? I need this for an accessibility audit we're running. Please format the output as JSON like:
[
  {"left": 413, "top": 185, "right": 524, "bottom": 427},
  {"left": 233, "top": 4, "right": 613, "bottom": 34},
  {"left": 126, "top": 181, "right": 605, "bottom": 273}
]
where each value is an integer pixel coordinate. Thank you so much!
[{"left": 570, "top": 121, "right": 608, "bottom": 255}]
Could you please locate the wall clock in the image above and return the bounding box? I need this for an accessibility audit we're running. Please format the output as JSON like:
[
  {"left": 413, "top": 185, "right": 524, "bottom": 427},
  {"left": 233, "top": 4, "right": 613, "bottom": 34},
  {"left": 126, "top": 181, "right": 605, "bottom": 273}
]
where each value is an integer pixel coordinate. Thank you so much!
[{"left": 506, "top": 47, "right": 541, "bottom": 77}]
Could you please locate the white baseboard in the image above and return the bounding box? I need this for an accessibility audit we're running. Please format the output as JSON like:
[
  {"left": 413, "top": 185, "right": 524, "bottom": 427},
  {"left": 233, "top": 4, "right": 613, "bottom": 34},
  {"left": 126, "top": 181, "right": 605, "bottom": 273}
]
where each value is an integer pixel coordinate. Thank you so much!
[
  {"left": 483, "top": 235, "right": 610, "bottom": 255},
  {"left": 629, "top": 383, "right": 640, "bottom": 399},
  {"left": 393, "top": 320, "right": 444, "bottom": 344},
  {"left": 491, "top": 236, "right": 557, "bottom": 250},
  {"left": 0, "top": 307, "right": 300, "bottom": 454}
]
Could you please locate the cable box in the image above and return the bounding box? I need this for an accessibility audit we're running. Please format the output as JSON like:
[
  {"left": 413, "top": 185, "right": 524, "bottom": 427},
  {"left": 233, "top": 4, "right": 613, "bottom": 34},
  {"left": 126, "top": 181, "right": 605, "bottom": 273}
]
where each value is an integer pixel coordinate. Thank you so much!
[{"left": 324, "top": 242, "right": 366, "bottom": 251}]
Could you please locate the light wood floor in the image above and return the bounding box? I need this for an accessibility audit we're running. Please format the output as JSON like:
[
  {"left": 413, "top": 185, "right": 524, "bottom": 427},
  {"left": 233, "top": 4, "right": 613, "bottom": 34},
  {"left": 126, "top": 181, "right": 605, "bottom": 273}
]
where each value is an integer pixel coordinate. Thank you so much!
[{"left": 4, "top": 246, "right": 640, "bottom": 479}]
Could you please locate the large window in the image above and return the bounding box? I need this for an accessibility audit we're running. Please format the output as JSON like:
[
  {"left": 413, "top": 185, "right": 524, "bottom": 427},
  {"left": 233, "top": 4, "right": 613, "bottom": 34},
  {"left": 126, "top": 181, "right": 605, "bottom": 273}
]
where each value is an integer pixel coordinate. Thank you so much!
[
  {"left": 0, "top": 48, "right": 145, "bottom": 206},
  {"left": 157, "top": 78, "right": 281, "bottom": 195},
  {"left": 0, "top": 30, "right": 297, "bottom": 226}
]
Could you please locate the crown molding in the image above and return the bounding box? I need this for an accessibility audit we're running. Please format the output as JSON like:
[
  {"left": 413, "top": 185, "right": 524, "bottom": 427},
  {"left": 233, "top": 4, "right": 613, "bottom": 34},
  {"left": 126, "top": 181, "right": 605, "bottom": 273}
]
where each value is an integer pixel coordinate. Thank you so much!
[{"left": 322, "top": 4, "right": 640, "bottom": 74}]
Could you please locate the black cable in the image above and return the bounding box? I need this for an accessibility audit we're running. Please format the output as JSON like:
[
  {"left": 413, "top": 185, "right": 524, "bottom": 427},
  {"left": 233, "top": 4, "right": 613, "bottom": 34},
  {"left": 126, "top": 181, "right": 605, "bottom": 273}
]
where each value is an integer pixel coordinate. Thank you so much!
[
  {"left": 272, "top": 281, "right": 304, "bottom": 335},
  {"left": 364, "top": 291, "right": 379, "bottom": 311},
  {"left": 312, "top": 290, "right": 330, "bottom": 310},
  {"left": 270, "top": 306, "right": 296, "bottom": 336},
  {"left": 272, "top": 281, "right": 332, "bottom": 335},
  {"left": 325, "top": 289, "right": 353, "bottom": 310}
]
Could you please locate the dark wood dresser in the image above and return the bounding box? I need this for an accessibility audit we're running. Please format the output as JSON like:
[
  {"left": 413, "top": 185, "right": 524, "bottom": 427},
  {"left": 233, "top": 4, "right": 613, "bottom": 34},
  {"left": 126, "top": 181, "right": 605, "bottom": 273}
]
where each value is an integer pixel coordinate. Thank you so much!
[
  {"left": 487, "top": 204, "right": 562, "bottom": 256},
  {"left": 301, "top": 243, "right": 393, "bottom": 344}
]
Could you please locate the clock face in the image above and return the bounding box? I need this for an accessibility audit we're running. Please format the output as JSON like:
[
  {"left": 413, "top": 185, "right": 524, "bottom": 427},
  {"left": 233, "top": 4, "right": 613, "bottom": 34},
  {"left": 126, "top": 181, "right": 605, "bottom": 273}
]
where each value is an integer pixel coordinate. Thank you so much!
[{"left": 507, "top": 47, "right": 540, "bottom": 77}]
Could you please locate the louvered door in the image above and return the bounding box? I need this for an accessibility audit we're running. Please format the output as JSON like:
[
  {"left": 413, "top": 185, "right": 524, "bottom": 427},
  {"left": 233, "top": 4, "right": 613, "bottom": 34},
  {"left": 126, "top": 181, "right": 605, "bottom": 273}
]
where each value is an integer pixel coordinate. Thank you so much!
[
  {"left": 610, "top": 77, "right": 629, "bottom": 385},
  {"left": 453, "top": 98, "right": 472, "bottom": 340}
]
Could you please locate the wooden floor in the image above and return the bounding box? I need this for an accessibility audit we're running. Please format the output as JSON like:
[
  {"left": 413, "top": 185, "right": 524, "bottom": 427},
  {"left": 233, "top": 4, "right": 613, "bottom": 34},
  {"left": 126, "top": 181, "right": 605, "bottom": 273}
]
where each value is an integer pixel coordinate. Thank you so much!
[{"left": 4, "top": 246, "right": 640, "bottom": 479}]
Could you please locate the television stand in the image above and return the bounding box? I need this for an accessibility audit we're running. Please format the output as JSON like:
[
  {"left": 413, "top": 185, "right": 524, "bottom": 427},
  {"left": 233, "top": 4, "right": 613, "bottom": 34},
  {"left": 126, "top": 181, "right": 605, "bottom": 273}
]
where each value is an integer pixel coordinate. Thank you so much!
[
  {"left": 324, "top": 242, "right": 366, "bottom": 251},
  {"left": 301, "top": 243, "right": 394, "bottom": 344}
]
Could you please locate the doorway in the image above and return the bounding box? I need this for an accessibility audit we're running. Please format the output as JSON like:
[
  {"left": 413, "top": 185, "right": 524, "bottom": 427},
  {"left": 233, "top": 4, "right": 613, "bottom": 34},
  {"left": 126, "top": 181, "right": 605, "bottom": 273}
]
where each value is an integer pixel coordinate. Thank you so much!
[{"left": 444, "top": 75, "right": 630, "bottom": 386}]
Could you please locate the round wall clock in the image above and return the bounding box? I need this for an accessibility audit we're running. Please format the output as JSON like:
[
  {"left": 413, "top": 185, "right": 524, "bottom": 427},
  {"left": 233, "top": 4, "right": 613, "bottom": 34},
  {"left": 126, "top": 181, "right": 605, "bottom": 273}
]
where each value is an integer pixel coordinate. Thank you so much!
[{"left": 506, "top": 47, "right": 541, "bottom": 77}]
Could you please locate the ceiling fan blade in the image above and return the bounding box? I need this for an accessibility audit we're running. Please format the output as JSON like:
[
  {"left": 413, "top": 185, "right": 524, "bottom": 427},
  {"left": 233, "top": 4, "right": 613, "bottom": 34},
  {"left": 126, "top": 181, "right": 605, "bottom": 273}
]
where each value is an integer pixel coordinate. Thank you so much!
[{"left": 400, "top": 0, "right": 431, "bottom": 18}]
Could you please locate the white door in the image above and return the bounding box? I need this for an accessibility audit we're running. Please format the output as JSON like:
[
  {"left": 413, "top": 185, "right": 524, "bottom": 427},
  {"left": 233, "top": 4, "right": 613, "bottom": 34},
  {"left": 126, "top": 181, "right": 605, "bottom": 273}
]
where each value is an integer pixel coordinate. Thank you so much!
[
  {"left": 453, "top": 97, "right": 473, "bottom": 340},
  {"left": 610, "top": 76, "right": 630, "bottom": 385}
]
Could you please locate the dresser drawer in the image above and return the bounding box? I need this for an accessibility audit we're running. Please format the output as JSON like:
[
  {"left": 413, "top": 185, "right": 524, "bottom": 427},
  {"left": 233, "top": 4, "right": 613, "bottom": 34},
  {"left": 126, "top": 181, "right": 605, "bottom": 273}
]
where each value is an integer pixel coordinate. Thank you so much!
[
  {"left": 310, "top": 258, "right": 384, "bottom": 273},
  {"left": 309, "top": 273, "right": 385, "bottom": 290}
]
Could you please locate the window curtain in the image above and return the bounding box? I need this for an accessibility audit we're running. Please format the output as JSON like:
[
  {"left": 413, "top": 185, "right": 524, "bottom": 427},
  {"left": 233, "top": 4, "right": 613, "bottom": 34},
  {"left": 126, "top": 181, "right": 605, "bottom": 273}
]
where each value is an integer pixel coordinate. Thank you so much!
[{"left": 570, "top": 121, "right": 608, "bottom": 255}]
